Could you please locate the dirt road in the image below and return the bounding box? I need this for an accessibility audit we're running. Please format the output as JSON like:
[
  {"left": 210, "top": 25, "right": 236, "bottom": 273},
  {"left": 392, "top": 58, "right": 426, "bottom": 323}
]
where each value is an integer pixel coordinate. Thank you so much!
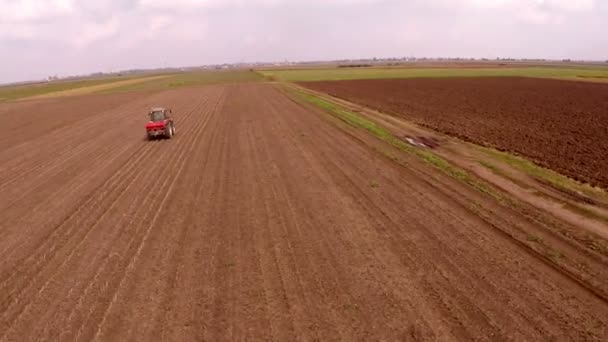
[{"left": 1, "top": 83, "right": 607, "bottom": 341}]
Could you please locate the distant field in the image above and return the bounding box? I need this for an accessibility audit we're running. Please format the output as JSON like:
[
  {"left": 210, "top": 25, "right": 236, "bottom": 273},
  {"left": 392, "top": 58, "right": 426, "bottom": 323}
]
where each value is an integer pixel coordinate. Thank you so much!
[
  {"left": 259, "top": 66, "right": 608, "bottom": 82},
  {"left": 101, "top": 70, "right": 263, "bottom": 93},
  {"left": 302, "top": 77, "right": 608, "bottom": 188},
  {"left": 0, "top": 71, "right": 262, "bottom": 102},
  {"left": 28, "top": 75, "right": 170, "bottom": 99},
  {"left": 0, "top": 76, "right": 138, "bottom": 102}
]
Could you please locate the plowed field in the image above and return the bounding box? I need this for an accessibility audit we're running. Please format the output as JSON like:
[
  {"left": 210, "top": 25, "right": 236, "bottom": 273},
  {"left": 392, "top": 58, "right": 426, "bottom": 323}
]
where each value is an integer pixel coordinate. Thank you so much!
[
  {"left": 300, "top": 77, "right": 608, "bottom": 189},
  {"left": 1, "top": 83, "right": 608, "bottom": 341}
]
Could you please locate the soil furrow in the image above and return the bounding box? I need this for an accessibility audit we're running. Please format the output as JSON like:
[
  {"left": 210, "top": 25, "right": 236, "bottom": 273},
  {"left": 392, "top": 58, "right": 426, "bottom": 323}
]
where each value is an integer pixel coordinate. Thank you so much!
[{"left": 0, "top": 83, "right": 607, "bottom": 341}]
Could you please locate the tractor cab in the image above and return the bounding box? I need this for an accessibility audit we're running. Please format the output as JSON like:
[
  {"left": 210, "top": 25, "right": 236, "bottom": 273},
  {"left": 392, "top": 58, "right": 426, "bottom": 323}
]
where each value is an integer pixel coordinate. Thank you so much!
[
  {"left": 146, "top": 107, "right": 176, "bottom": 140},
  {"left": 149, "top": 107, "right": 172, "bottom": 122}
]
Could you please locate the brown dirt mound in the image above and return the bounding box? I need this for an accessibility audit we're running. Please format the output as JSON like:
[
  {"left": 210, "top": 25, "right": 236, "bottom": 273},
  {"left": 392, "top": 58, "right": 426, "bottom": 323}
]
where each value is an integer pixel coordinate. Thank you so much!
[{"left": 300, "top": 77, "right": 608, "bottom": 189}]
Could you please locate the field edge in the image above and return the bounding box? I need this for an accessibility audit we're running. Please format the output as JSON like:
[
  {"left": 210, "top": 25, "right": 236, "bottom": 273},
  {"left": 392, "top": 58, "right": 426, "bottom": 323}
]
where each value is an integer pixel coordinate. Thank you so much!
[{"left": 283, "top": 83, "right": 608, "bottom": 245}]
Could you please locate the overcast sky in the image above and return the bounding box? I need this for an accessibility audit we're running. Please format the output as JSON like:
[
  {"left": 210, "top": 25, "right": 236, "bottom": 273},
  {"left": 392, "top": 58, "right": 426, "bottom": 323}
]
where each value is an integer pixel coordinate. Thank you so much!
[{"left": 1, "top": 0, "right": 607, "bottom": 83}]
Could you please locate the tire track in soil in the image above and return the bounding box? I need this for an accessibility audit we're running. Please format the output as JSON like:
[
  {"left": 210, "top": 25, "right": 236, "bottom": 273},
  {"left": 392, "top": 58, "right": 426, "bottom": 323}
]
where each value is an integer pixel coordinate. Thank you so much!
[
  {"left": 0, "top": 95, "right": 157, "bottom": 203},
  {"left": 0, "top": 87, "right": 219, "bottom": 341},
  {"left": 122, "top": 93, "right": 229, "bottom": 341},
  {"left": 286, "top": 85, "right": 608, "bottom": 339},
  {"left": 5, "top": 89, "right": 218, "bottom": 342},
  {"left": 250, "top": 88, "right": 372, "bottom": 340},
  {"left": 1, "top": 126, "right": 177, "bottom": 337},
  {"left": 0, "top": 97, "right": 149, "bottom": 189},
  {"left": 0, "top": 141, "right": 144, "bottom": 263},
  {"left": 0, "top": 90, "right": 178, "bottom": 203},
  {"left": 0, "top": 91, "right": 184, "bottom": 266},
  {"left": 85, "top": 89, "right": 226, "bottom": 342},
  {"left": 267, "top": 92, "right": 455, "bottom": 339},
  {"left": 0, "top": 89, "right": 194, "bottom": 275},
  {"left": 265, "top": 87, "right": 498, "bottom": 340},
  {"left": 1, "top": 83, "right": 608, "bottom": 341},
  {"left": 0, "top": 104, "right": 162, "bottom": 292},
  {"left": 209, "top": 84, "right": 608, "bottom": 340},
  {"left": 34, "top": 92, "right": 217, "bottom": 340},
  {"left": 0, "top": 92, "right": 149, "bottom": 149}
]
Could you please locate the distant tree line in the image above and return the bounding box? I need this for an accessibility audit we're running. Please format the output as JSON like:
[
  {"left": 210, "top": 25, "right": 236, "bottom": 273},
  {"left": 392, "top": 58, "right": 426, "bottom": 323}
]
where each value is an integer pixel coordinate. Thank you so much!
[{"left": 338, "top": 64, "right": 372, "bottom": 68}]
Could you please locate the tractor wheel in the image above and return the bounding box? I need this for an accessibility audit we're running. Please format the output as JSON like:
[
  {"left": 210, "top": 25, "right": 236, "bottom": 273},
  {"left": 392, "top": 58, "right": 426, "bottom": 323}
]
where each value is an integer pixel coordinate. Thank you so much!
[
  {"left": 165, "top": 125, "right": 173, "bottom": 139},
  {"left": 172, "top": 126, "right": 176, "bottom": 136}
]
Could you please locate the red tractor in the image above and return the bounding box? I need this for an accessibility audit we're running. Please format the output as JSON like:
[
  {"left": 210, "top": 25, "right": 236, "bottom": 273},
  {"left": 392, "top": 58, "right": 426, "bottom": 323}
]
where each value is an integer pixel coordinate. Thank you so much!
[{"left": 145, "top": 107, "right": 176, "bottom": 140}]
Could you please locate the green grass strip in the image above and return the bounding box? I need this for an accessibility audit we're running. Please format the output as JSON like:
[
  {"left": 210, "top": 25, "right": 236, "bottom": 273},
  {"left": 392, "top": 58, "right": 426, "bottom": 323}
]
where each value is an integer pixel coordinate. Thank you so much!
[
  {"left": 477, "top": 147, "right": 608, "bottom": 200},
  {"left": 293, "top": 89, "right": 504, "bottom": 201},
  {"left": 261, "top": 66, "right": 608, "bottom": 82}
]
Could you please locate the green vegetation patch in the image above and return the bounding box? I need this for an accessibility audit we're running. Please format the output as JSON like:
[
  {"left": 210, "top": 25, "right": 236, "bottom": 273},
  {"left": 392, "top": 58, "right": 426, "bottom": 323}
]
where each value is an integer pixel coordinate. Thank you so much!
[
  {"left": 0, "top": 76, "right": 134, "bottom": 102},
  {"left": 0, "top": 71, "right": 263, "bottom": 101},
  {"left": 478, "top": 147, "right": 608, "bottom": 201},
  {"left": 103, "top": 70, "right": 262, "bottom": 93},
  {"left": 260, "top": 67, "right": 608, "bottom": 82}
]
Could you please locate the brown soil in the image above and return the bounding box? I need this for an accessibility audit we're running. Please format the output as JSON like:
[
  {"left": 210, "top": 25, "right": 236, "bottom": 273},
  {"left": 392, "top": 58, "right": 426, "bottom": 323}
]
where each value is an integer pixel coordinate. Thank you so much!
[
  {"left": 1, "top": 84, "right": 608, "bottom": 340},
  {"left": 300, "top": 77, "right": 608, "bottom": 189}
]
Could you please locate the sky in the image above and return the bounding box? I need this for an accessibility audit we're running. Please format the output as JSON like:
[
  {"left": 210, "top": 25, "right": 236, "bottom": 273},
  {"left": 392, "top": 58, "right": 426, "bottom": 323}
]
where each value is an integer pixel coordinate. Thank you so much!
[{"left": 0, "top": 0, "right": 607, "bottom": 83}]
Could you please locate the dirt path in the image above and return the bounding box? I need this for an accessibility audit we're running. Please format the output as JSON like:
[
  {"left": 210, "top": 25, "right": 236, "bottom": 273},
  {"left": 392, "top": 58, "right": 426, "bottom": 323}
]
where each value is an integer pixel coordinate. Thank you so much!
[
  {"left": 300, "top": 77, "right": 608, "bottom": 189},
  {"left": 0, "top": 83, "right": 607, "bottom": 341}
]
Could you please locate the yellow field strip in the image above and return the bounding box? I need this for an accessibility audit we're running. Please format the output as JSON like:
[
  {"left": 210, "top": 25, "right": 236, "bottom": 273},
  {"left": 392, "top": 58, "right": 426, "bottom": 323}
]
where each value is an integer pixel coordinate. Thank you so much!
[{"left": 23, "top": 75, "right": 171, "bottom": 100}]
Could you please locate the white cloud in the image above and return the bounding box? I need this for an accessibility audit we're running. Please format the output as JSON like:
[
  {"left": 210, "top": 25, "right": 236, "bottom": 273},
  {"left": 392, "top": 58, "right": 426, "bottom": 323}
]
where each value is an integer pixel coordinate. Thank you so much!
[
  {"left": 148, "top": 14, "right": 173, "bottom": 32},
  {"left": 0, "top": 0, "right": 74, "bottom": 22},
  {"left": 424, "top": 0, "right": 595, "bottom": 13},
  {"left": 0, "top": 0, "right": 606, "bottom": 83},
  {"left": 73, "top": 17, "right": 120, "bottom": 48},
  {"left": 541, "top": 0, "right": 595, "bottom": 11}
]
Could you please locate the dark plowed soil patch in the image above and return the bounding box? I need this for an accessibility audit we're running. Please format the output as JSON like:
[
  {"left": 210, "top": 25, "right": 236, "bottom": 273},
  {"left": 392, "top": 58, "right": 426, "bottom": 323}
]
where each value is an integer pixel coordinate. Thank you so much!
[{"left": 301, "top": 77, "right": 608, "bottom": 189}]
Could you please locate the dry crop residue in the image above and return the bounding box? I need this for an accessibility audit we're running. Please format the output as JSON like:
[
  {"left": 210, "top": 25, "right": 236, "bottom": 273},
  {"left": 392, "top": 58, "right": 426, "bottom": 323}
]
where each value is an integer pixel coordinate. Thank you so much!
[{"left": 0, "top": 83, "right": 607, "bottom": 340}]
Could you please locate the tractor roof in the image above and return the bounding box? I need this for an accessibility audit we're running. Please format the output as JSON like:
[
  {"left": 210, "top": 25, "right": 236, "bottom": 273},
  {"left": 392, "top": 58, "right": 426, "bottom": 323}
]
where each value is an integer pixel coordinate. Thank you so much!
[{"left": 150, "top": 107, "right": 167, "bottom": 112}]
